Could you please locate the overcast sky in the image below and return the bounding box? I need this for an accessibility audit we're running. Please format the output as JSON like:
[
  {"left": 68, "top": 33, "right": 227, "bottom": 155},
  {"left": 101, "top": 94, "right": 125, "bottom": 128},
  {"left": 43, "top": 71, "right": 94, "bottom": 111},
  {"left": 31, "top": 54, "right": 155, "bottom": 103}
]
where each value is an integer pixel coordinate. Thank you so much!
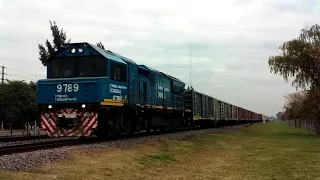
[{"left": 0, "top": 0, "right": 319, "bottom": 117}]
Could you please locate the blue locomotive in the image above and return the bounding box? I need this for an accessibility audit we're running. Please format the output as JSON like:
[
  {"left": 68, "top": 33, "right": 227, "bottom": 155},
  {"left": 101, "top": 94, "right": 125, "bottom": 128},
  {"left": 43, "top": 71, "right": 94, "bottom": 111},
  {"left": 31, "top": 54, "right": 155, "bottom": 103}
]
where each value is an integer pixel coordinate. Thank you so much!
[
  {"left": 38, "top": 42, "right": 265, "bottom": 137},
  {"left": 37, "top": 42, "right": 189, "bottom": 137}
]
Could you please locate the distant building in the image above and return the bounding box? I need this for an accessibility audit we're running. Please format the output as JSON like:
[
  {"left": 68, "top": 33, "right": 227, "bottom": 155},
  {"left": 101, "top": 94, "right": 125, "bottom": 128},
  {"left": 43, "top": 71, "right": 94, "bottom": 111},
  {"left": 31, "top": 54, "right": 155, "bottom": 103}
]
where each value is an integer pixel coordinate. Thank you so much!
[{"left": 267, "top": 116, "right": 275, "bottom": 121}]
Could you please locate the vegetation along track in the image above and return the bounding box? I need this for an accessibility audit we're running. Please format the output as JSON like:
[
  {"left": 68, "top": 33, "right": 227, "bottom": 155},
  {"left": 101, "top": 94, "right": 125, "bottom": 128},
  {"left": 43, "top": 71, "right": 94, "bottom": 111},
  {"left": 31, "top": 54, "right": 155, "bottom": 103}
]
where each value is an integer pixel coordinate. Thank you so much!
[{"left": 0, "top": 123, "right": 255, "bottom": 156}]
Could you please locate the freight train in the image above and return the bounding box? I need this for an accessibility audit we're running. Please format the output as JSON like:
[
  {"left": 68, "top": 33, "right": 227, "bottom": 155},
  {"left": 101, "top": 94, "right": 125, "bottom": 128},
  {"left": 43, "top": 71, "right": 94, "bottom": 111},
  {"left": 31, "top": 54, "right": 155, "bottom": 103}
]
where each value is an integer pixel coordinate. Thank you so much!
[{"left": 37, "top": 42, "right": 266, "bottom": 137}]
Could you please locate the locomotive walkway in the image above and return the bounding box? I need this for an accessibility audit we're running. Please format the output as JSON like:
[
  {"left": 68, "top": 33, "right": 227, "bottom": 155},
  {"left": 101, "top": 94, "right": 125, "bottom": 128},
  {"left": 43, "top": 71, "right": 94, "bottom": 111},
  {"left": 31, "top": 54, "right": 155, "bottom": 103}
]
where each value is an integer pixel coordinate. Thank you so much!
[{"left": 1, "top": 122, "right": 320, "bottom": 180}]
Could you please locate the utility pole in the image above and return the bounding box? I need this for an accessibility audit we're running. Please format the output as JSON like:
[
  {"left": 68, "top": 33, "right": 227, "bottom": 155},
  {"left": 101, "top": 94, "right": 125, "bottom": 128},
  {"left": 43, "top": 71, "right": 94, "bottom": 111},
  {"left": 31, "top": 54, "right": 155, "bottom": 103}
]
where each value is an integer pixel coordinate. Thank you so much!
[
  {"left": 1, "top": 66, "right": 4, "bottom": 131},
  {"left": 1, "top": 66, "right": 4, "bottom": 84},
  {"left": 189, "top": 44, "right": 192, "bottom": 88}
]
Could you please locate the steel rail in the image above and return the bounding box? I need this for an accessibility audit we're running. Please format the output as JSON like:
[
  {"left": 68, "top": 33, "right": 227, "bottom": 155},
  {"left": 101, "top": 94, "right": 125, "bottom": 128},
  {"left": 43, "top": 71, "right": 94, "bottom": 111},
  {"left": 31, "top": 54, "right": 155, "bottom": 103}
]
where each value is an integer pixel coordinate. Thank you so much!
[
  {"left": 0, "top": 135, "right": 49, "bottom": 142},
  {"left": 0, "top": 137, "right": 97, "bottom": 156}
]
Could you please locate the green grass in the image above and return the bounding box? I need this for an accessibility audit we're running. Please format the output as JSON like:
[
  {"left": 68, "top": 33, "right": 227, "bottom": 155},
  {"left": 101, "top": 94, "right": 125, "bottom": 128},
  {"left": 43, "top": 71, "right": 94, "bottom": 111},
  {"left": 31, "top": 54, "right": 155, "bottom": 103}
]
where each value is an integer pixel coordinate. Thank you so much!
[
  {"left": 136, "top": 153, "right": 176, "bottom": 165},
  {"left": 1, "top": 122, "right": 320, "bottom": 180}
]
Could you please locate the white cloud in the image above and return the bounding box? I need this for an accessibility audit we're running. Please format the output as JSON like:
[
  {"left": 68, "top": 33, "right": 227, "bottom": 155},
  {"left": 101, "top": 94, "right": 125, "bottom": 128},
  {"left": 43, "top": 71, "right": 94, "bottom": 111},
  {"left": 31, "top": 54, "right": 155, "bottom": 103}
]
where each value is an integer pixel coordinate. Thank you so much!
[{"left": 0, "top": 0, "right": 318, "bottom": 116}]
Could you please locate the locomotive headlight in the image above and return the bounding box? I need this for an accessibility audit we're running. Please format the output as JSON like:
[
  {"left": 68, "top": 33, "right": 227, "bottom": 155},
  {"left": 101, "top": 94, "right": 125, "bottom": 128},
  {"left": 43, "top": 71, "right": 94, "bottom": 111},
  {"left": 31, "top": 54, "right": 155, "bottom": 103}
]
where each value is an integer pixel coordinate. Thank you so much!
[
  {"left": 78, "top": 48, "right": 83, "bottom": 53},
  {"left": 48, "top": 105, "right": 52, "bottom": 109},
  {"left": 71, "top": 48, "right": 76, "bottom": 53},
  {"left": 81, "top": 104, "right": 86, "bottom": 108}
]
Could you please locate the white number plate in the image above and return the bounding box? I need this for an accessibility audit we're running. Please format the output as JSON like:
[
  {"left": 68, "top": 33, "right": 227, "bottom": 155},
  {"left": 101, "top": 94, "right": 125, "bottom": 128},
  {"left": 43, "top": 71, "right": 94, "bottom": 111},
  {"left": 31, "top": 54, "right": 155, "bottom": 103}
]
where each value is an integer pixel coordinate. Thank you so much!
[{"left": 57, "top": 83, "right": 79, "bottom": 93}]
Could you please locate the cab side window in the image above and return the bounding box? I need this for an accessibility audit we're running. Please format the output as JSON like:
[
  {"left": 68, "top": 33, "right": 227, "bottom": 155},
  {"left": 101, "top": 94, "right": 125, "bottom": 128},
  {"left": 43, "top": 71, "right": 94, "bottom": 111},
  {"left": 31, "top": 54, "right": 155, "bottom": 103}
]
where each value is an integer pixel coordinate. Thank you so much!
[{"left": 110, "top": 62, "right": 127, "bottom": 82}]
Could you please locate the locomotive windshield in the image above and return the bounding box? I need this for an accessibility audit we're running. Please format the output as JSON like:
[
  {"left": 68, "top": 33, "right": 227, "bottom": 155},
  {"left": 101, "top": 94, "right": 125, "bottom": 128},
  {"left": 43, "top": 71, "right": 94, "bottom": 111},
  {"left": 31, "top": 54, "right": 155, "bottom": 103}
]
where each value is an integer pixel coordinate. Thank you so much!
[{"left": 47, "top": 55, "right": 106, "bottom": 78}]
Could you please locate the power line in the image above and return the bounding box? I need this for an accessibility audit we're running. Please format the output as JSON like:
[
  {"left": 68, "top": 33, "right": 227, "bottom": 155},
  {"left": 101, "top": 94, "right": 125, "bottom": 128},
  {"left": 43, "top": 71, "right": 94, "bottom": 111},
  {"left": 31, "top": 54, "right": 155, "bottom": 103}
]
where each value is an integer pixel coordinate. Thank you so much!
[
  {"left": 6, "top": 72, "right": 42, "bottom": 79},
  {"left": 1, "top": 66, "right": 45, "bottom": 82},
  {"left": 6, "top": 74, "right": 38, "bottom": 81},
  {"left": 5, "top": 67, "right": 43, "bottom": 78},
  {"left": 6, "top": 72, "right": 43, "bottom": 78}
]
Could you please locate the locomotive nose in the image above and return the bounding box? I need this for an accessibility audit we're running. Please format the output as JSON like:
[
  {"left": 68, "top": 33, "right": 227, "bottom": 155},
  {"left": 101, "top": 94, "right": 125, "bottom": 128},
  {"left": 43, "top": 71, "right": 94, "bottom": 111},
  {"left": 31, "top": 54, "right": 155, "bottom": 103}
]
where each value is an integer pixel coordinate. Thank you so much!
[
  {"left": 41, "top": 108, "right": 98, "bottom": 137},
  {"left": 38, "top": 78, "right": 103, "bottom": 103}
]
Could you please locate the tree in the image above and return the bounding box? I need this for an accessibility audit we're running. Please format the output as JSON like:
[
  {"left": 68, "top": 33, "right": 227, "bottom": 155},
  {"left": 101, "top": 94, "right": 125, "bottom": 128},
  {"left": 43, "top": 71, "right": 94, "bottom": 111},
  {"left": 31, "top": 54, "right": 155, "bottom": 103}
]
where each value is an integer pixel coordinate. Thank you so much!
[
  {"left": 281, "top": 89, "right": 320, "bottom": 134},
  {"left": 29, "top": 81, "right": 37, "bottom": 92},
  {"left": 0, "top": 80, "right": 37, "bottom": 127},
  {"left": 38, "top": 20, "right": 107, "bottom": 66},
  {"left": 269, "top": 24, "right": 320, "bottom": 134},
  {"left": 268, "top": 24, "right": 320, "bottom": 90},
  {"left": 276, "top": 112, "right": 284, "bottom": 120},
  {"left": 38, "top": 21, "right": 71, "bottom": 66},
  {"left": 301, "top": 88, "right": 320, "bottom": 121},
  {"left": 96, "top": 41, "right": 105, "bottom": 50},
  {"left": 283, "top": 91, "right": 306, "bottom": 120}
]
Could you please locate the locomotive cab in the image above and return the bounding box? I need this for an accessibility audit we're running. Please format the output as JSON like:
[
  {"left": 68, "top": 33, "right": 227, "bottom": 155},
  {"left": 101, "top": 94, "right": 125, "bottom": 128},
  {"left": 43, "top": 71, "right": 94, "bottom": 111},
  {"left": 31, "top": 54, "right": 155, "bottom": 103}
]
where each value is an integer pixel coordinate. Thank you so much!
[{"left": 37, "top": 43, "right": 128, "bottom": 137}]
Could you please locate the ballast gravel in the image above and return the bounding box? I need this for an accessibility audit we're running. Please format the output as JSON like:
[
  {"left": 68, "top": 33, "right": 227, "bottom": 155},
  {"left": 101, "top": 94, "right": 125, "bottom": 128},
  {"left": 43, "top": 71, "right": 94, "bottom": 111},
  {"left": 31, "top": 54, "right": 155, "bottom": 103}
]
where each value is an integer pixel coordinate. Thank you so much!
[
  {"left": 0, "top": 124, "right": 252, "bottom": 172},
  {"left": 0, "top": 147, "right": 71, "bottom": 171},
  {"left": 80, "top": 124, "right": 250, "bottom": 150}
]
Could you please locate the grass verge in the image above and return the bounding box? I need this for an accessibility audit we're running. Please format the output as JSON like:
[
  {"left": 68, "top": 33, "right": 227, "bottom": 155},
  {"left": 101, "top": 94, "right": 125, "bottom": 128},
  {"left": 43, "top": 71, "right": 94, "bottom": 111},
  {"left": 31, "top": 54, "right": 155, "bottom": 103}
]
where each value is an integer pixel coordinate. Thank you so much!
[{"left": 1, "top": 122, "right": 320, "bottom": 180}]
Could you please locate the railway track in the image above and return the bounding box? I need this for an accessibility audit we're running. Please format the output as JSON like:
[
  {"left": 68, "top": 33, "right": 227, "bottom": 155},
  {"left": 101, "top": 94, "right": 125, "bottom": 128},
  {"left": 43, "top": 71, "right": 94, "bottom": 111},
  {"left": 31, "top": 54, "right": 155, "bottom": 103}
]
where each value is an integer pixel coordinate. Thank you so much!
[
  {"left": 0, "top": 130, "right": 165, "bottom": 156},
  {"left": 0, "top": 135, "right": 49, "bottom": 142},
  {"left": 0, "top": 123, "right": 256, "bottom": 156},
  {"left": 0, "top": 128, "right": 200, "bottom": 156},
  {"left": 0, "top": 137, "right": 97, "bottom": 156}
]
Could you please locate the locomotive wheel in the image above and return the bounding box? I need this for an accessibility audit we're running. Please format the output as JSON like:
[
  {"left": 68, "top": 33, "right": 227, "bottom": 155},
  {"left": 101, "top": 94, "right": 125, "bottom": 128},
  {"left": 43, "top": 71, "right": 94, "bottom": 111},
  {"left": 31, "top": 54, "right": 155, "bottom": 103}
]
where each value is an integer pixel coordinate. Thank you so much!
[
  {"left": 122, "top": 113, "right": 134, "bottom": 135},
  {"left": 107, "top": 109, "right": 121, "bottom": 137},
  {"left": 159, "top": 126, "right": 166, "bottom": 133}
]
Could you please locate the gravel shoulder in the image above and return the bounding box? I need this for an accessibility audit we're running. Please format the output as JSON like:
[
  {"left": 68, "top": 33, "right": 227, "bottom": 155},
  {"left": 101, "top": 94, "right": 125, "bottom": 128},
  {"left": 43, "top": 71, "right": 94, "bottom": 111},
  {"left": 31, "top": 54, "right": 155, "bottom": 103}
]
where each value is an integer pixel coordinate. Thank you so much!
[{"left": 0, "top": 124, "right": 252, "bottom": 173}]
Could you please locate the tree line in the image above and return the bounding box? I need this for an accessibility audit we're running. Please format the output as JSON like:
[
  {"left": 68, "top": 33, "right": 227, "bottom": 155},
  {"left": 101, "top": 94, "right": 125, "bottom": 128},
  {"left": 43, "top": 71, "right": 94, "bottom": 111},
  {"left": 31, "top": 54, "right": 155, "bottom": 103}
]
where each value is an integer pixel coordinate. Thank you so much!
[
  {"left": 269, "top": 24, "right": 320, "bottom": 134},
  {"left": 0, "top": 80, "right": 38, "bottom": 129}
]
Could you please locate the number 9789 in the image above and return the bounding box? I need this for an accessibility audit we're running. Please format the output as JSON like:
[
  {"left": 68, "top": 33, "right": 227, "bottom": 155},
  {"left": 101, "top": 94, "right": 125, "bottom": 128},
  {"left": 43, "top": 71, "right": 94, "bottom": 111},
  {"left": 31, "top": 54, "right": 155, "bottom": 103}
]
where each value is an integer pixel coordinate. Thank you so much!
[{"left": 57, "top": 84, "right": 79, "bottom": 92}]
